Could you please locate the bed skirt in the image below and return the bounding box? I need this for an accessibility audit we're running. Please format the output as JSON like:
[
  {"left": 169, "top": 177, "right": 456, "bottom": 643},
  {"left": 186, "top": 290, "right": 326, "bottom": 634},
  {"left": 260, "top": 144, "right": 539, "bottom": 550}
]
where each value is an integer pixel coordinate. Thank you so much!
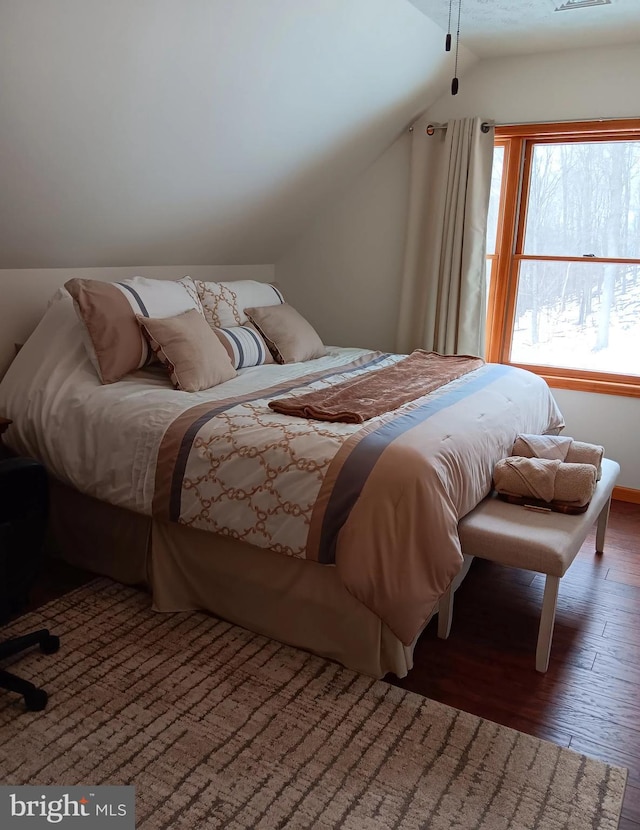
[{"left": 49, "top": 479, "right": 470, "bottom": 678}]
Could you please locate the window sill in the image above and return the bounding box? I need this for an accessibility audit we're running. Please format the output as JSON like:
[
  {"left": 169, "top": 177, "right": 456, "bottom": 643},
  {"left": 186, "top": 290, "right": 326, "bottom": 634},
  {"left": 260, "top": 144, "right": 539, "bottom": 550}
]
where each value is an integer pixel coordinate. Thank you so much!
[{"left": 506, "top": 363, "right": 640, "bottom": 399}]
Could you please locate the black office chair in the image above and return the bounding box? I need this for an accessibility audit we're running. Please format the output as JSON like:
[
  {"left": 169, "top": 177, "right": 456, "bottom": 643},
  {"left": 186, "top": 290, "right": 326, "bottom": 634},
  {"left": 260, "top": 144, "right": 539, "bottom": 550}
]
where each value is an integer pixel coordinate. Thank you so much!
[{"left": 0, "top": 457, "right": 59, "bottom": 711}]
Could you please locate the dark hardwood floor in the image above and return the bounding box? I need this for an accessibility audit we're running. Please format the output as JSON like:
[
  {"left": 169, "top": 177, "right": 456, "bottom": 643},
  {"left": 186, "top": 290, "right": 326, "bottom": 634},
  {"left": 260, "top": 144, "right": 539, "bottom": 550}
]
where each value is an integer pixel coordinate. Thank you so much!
[{"left": 10, "top": 500, "right": 640, "bottom": 828}]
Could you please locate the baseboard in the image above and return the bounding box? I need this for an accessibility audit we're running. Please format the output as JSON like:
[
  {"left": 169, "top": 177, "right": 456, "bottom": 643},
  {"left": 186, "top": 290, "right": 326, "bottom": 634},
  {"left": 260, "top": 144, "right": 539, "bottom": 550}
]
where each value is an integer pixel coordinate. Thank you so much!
[{"left": 613, "top": 485, "right": 640, "bottom": 505}]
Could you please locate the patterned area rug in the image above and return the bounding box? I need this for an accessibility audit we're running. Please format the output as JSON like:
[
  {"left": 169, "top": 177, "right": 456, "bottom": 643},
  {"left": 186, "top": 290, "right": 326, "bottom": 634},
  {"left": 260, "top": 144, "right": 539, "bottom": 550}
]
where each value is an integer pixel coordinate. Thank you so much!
[{"left": 0, "top": 580, "right": 627, "bottom": 829}]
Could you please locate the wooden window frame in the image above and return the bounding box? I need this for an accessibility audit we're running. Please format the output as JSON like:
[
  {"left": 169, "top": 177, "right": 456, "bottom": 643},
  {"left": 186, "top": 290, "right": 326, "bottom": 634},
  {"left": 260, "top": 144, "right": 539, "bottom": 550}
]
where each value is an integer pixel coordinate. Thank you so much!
[{"left": 487, "top": 120, "right": 640, "bottom": 398}]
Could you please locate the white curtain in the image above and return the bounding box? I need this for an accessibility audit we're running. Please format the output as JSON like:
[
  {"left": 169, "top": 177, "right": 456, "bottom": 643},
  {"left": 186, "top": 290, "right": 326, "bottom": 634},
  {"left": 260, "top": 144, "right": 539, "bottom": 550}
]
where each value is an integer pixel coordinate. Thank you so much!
[{"left": 396, "top": 117, "right": 494, "bottom": 356}]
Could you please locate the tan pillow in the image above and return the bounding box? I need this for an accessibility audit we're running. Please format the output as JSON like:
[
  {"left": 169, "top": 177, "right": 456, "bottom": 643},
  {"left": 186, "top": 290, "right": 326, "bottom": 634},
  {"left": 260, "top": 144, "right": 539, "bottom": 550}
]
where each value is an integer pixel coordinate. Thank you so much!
[
  {"left": 244, "top": 304, "right": 326, "bottom": 364},
  {"left": 137, "top": 309, "right": 236, "bottom": 392}
]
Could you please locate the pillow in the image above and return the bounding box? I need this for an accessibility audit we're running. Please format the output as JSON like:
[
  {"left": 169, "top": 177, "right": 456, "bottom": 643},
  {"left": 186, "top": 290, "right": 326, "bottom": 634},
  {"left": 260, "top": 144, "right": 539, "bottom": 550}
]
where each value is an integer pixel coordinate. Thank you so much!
[
  {"left": 214, "top": 324, "right": 275, "bottom": 370},
  {"left": 65, "top": 276, "right": 204, "bottom": 384},
  {"left": 196, "top": 280, "right": 284, "bottom": 329},
  {"left": 244, "top": 304, "right": 326, "bottom": 364},
  {"left": 137, "top": 309, "right": 236, "bottom": 392}
]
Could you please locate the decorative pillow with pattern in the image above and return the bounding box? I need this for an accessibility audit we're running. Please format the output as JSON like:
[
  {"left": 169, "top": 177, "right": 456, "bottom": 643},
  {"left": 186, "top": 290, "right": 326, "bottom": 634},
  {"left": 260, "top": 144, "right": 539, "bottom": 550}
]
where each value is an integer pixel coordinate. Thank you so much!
[
  {"left": 196, "top": 280, "right": 284, "bottom": 330},
  {"left": 66, "top": 276, "right": 204, "bottom": 384},
  {"left": 214, "top": 324, "right": 275, "bottom": 370}
]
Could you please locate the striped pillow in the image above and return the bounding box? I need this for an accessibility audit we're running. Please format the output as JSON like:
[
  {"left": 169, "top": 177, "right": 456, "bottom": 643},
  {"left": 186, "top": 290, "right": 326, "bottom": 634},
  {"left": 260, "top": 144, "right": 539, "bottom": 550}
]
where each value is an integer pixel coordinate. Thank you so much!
[
  {"left": 214, "top": 324, "right": 274, "bottom": 370},
  {"left": 66, "top": 276, "right": 204, "bottom": 384}
]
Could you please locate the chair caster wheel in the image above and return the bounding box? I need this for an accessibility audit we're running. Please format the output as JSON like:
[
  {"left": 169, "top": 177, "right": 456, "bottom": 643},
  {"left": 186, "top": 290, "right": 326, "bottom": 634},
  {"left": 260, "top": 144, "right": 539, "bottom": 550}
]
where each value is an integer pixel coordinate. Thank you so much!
[
  {"left": 24, "top": 688, "right": 48, "bottom": 711},
  {"left": 40, "top": 634, "right": 60, "bottom": 655}
]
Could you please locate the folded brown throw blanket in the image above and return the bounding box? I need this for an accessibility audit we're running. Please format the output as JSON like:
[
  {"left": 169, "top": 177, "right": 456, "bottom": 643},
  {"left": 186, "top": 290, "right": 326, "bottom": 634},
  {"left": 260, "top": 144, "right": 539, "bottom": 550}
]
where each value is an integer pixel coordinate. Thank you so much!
[
  {"left": 494, "top": 457, "right": 597, "bottom": 509},
  {"left": 269, "top": 351, "right": 484, "bottom": 424},
  {"left": 512, "top": 434, "right": 604, "bottom": 480}
]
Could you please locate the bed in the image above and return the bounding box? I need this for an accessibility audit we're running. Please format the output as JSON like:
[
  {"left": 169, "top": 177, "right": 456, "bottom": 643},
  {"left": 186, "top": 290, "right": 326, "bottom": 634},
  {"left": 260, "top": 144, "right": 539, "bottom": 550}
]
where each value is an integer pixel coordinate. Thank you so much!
[{"left": 0, "top": 287, "right": 564, "bottom": 677}]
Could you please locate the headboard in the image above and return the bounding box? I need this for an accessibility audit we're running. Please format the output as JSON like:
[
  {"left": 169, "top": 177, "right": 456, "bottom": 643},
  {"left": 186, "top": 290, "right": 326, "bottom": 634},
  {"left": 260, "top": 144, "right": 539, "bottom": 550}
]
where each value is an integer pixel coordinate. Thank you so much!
[{"left": 0, "top": 264, "right": 275, "bottom": 380}]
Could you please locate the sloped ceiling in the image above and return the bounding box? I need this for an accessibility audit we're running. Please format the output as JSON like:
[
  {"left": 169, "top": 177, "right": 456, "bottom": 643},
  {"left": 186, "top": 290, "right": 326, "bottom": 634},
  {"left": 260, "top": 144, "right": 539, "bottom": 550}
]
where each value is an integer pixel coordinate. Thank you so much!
[{"left": 0, "top": 0, "right": 464, "bottom": 268}]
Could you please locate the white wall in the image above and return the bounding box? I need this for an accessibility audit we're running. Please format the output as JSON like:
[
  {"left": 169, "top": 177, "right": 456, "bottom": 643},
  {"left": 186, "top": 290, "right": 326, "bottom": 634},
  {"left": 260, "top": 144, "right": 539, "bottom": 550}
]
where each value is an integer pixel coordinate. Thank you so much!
[
  {"left": 425, "top": 42, "right": 640, "bottom": 123},
  {"left": 0, "top": 0, "right": 452, "bottom": 268},
  {"left": 276, "top": 42, "right": 640, "bottom": 489},
  {"left": 275, "top": 136, "right": 411, "bottom": 352}
]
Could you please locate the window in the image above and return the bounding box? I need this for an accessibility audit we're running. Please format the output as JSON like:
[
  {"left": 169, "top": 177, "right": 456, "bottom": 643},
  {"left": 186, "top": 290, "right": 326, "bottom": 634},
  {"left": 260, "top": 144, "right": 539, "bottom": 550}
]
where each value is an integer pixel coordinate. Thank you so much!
[{"left": 486, "top": 120, "right": 640, "bottom": 397}]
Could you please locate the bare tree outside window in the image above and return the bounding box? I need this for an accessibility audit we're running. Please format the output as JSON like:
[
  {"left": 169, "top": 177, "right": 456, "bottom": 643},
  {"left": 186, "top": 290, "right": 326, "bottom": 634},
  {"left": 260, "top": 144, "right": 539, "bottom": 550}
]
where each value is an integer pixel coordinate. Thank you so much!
[{"left": 486, "top": 135, "right": 640, "bottom": 381}]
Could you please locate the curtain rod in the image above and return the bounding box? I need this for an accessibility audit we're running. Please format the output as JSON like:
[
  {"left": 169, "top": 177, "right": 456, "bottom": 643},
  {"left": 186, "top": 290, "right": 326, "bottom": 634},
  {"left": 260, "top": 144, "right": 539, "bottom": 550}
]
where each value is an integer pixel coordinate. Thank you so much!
[
  {"left": 434, "top": 121, "right": 491, "bottom": 135},
  {"left": 409, "top": 121, "right": 492, "bottom": 135}
]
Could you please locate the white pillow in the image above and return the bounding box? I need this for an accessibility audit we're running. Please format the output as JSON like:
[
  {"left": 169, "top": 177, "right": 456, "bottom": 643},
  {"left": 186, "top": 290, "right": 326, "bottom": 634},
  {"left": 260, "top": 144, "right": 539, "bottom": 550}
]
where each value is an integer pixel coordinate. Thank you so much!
[{"left": 196, "top": 280, "right": 284, "bottom": 329}]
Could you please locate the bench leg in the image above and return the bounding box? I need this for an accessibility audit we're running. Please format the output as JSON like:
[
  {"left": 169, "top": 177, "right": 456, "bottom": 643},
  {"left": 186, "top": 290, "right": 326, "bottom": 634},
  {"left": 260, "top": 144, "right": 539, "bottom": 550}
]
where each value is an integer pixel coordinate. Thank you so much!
[
  {"left": 536, "top": 575, "right": 560, "bottom": 673},
  {"left": 595, "top": 495, "right": 612, "bottom": 555},
  {"left": 438, "top": 587, "right": 453, "bottom": 639}
]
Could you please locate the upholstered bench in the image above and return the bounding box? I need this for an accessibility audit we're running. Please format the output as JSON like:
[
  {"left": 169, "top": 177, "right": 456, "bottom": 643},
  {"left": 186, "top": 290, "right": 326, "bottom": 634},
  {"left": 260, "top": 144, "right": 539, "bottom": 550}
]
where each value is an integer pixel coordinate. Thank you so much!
[{"left": 437, "top": 457, "right": 620, "bottom": 672}]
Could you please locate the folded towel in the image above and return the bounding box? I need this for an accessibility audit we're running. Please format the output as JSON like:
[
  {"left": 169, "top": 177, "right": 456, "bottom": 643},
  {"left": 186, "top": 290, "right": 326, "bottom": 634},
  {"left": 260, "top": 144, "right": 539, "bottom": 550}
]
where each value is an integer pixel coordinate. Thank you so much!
[
  {"left": 494, "top": 457, "right": 597, "bottom": 508},
  {"left": 565, "top": 441, "right": 604, "bottom": 479},
  {"left": 512, "top": 435, "right": 604, "bottom": 480},
  {"left": 553, "top": 462, "right": 598, "bottom": 505},
  {"left": 512, "top": 434, "right": 572, "bottom": 462}
]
